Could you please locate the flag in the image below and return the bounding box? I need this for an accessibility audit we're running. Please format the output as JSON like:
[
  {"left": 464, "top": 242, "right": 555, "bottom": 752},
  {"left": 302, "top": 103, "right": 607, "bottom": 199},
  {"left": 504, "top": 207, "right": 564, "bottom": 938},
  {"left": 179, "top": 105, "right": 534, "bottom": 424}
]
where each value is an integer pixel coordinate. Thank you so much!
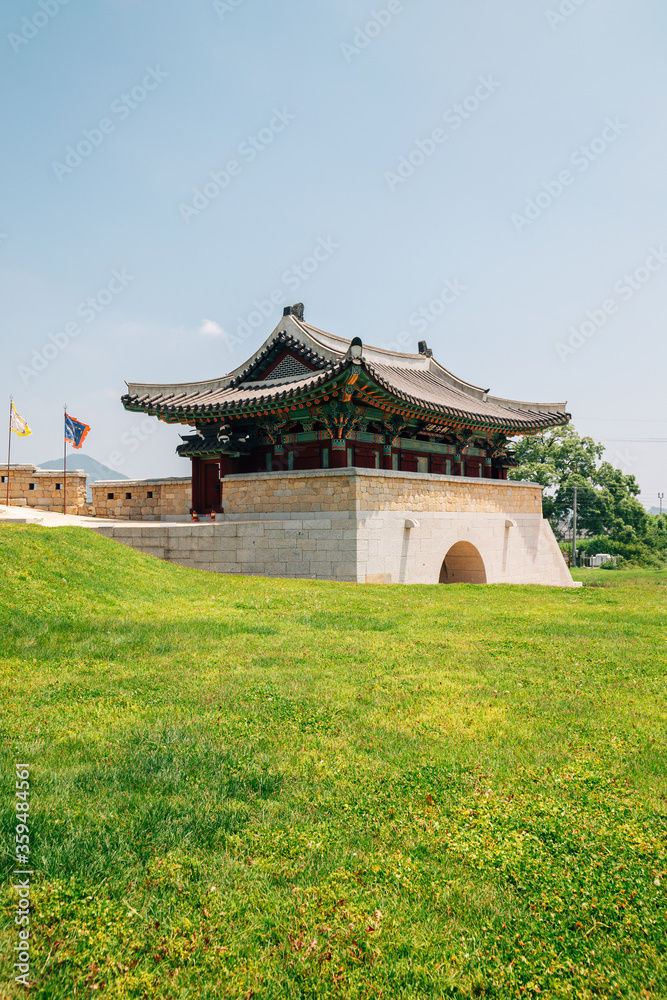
[
  {"left": 10, "top": 403, "right": 31, "bottom": 437},
  {"left": 64, "top": 413, "right": 90, "bottom": 449}
]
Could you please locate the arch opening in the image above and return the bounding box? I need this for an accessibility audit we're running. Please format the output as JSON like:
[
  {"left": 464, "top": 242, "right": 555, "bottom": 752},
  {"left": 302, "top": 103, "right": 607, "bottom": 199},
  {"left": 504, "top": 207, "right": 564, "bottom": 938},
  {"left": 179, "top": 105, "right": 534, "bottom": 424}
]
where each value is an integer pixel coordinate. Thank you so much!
[{"left": 439, "top": 541, "right": 487, "bottom": 585}]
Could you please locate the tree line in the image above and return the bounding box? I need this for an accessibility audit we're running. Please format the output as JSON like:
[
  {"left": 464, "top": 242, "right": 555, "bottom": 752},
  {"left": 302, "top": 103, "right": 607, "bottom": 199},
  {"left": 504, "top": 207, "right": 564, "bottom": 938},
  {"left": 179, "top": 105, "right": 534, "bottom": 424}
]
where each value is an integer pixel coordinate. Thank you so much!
[{"left": 509, "top": 426, "right": 666, "bottom": 566}]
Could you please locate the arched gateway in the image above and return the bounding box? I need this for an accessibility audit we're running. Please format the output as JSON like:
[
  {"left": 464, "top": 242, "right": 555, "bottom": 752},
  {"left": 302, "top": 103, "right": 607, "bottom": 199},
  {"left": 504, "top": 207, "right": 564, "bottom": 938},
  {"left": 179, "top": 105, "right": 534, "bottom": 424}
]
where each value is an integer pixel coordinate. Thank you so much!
[{"left": 439, "top": 541, "right": 487, "bottom": 584}]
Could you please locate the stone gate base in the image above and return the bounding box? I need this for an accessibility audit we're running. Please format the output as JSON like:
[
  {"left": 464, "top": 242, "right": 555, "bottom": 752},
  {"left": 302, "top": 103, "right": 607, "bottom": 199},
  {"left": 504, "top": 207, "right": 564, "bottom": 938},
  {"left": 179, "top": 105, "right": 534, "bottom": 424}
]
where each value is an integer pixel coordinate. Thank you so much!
[{"left": 90, "top": 469, "right": 574, "bottom": 587}]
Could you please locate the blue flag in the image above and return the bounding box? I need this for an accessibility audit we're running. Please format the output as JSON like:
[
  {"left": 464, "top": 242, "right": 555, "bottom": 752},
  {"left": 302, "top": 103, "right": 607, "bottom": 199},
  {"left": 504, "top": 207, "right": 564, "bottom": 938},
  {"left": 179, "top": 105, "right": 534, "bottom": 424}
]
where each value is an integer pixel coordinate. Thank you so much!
[{"left": 64, "top": 413, "right": 90, "bottom": 449}]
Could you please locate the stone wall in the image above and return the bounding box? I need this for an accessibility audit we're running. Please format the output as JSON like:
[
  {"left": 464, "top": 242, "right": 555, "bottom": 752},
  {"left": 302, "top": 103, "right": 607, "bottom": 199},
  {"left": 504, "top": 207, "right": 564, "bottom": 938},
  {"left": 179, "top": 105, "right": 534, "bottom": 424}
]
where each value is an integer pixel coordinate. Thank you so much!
[
  {"left": 91, "top": 507, "right": 574, "bottom": 588},
  {"left": 1, "top": 464, "right": 87, "bottom": 514},
  {"left": 90, "top": 469, "right": 574, "bottom": 588},
  {"left": 222, "top": 468, "right": 542, "bottom": 516},
  {"left": 91, "top": 478, "right": 191, "bottom": 520},
  {"left": 92, "top": 518, "right": 358, "bottom": 582}
]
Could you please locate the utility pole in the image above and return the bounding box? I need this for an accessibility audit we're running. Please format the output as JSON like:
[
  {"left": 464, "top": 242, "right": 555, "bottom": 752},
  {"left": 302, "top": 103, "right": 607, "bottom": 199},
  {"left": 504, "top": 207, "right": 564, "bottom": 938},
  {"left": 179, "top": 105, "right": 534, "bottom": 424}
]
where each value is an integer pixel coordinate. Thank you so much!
[
  {"left": 659, "top": 492, "right": 665, "bottom": 516},
  {"left": 63, "top": 405, "right": 67, "bottom": 516},
  {"left": 6, "top": 396, "right": 12, "bottom": 508},
  {"left": 572, "top": 483, "right": 578, "bottom": 568}
]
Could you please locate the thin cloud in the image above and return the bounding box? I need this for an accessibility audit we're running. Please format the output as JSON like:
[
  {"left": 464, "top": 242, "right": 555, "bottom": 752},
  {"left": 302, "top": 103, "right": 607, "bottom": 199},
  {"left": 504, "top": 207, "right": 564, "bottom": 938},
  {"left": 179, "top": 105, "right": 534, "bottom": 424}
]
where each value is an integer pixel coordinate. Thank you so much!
[{"left": 198, "top": 318, "right": 227, "bottom": 337}]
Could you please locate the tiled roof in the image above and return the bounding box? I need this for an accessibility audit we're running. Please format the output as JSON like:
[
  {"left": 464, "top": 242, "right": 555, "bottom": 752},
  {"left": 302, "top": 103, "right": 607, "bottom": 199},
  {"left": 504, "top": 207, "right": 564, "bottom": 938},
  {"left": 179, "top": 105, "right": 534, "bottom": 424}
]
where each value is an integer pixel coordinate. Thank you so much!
[
  {"left": 366, "top": 363, "right": 566, "bottom": 428},
  {"left": 122, "top": 314, "right": 569, "bottom": 432},
  {"left": 177, "top": 427, "right": 252, "bottom": 457}
]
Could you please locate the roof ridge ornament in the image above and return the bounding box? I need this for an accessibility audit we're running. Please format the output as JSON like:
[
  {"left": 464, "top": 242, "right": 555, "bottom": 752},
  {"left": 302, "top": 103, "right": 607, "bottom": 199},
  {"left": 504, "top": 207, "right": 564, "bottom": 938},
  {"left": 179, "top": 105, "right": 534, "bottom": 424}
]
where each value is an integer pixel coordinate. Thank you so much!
[
  {"left": 348, "top": 337, "right": 363, "bottom": 359},
  {"left": 283, "top": 302, "right": 304, "bottom": 320}
]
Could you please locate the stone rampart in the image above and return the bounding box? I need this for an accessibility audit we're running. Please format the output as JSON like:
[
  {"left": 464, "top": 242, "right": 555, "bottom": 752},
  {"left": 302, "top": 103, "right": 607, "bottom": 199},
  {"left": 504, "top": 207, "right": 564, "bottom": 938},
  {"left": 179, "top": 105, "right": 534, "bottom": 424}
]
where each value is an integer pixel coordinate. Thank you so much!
[
  {"left": 222, "top": 468, "right": 542, "bottom": 516},
  {"left": 92, "top": 478, "right": 191, "bottom": 520},
  {"left": 1, "top": 464, "right": 87, "bottom": 514}
]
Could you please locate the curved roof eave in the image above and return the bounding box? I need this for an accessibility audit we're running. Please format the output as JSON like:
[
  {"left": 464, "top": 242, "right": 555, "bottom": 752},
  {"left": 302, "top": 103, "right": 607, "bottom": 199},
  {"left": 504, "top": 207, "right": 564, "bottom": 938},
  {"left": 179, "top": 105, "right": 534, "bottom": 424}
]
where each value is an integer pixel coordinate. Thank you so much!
[
  {"left": 124, "top": 315, "right": 341, "bottom": 398},
  {"left": 122, "top": 313, "right": 570, "bottom": 427}
]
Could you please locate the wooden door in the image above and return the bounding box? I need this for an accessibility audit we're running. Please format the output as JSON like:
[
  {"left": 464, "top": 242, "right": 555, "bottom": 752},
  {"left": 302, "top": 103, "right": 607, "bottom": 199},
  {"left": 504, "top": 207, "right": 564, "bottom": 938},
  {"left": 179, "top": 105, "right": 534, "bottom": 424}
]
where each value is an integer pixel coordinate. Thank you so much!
[{"left": 203, "top": 461, "right": 221, "bottom": 511}]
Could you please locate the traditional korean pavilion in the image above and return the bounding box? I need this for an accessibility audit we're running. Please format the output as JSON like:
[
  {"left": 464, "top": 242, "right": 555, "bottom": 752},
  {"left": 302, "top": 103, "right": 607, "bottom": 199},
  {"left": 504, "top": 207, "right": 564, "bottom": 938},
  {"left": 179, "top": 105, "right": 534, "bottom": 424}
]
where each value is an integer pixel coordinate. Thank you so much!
[{"left": 122, "top": 304, "right": 570, "bottom": 514}]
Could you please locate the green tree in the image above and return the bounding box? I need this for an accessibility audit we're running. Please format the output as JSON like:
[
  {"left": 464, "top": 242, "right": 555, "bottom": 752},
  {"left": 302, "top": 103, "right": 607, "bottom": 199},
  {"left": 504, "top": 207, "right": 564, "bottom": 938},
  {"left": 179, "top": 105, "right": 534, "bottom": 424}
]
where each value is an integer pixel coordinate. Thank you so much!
[
  {"left": 641, "top": 511, "right": 667, "bottom": 558},
  {"left": 509, "top": 426, "right": 646, "bottom": 543}
]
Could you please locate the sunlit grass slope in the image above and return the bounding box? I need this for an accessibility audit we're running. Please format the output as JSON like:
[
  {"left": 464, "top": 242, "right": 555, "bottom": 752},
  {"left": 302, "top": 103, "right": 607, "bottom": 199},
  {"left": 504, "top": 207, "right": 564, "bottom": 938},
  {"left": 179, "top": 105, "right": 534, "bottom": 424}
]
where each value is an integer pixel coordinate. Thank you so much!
[{"left": 1, "top": 526, "right": 666, "bottom": 999}]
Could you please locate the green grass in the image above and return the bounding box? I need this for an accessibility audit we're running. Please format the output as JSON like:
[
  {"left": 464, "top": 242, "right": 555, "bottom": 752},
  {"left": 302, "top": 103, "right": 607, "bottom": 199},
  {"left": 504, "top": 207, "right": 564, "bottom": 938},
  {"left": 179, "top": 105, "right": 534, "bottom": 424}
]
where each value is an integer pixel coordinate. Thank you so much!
[
  {"left": 1, "top": 526, "right": 666, "bottom": 999},
  {"left": 572, "top": 566, "right": 667, "bottom": 588}
]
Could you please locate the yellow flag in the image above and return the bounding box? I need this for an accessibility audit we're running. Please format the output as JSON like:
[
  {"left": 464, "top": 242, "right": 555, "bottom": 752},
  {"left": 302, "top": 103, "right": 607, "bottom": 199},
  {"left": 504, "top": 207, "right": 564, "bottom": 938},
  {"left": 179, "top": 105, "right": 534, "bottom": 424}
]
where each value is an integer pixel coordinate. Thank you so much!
[{"left": 10, "top": 403, "right": 31, "bottom": 437}]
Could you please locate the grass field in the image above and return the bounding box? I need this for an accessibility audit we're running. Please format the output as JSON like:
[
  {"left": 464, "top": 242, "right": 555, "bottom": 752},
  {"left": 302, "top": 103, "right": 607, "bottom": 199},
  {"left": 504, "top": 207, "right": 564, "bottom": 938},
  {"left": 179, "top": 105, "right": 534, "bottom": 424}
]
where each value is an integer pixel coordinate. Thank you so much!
[{"left": 1, "top": 525, "right": 666, "bottom": 999}]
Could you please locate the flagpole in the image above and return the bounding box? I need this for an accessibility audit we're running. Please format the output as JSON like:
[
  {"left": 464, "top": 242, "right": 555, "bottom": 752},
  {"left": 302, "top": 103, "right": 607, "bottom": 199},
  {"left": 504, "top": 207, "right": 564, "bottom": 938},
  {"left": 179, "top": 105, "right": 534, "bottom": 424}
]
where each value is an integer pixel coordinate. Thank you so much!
[
  {"left": 6, "top": 396, "right": 12, "bottom": 508},
  {"left": 63, "top": 405, "right": 67, "bottom": 515}
]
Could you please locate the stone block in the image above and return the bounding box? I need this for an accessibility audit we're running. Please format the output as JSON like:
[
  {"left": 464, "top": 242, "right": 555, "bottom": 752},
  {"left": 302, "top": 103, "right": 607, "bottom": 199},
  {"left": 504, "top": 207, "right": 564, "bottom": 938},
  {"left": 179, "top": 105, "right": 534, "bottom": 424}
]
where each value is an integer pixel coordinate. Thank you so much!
[{"left": 215, "top": 524, "right": 239, "bottom": 538}]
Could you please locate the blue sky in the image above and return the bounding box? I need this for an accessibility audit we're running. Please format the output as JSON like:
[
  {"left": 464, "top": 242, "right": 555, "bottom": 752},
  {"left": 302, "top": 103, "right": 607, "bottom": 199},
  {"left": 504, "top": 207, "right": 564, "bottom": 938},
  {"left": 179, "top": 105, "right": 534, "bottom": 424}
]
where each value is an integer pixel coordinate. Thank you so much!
[{"left": 2, "top": 0, "right": 666, "bottom": 506}]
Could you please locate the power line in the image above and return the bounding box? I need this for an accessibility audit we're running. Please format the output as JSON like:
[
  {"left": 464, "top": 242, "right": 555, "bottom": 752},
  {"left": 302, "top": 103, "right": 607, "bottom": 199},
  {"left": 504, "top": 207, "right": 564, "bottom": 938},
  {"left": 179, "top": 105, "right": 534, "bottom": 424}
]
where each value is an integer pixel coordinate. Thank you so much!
[{"left": 575, "top": 417, "right": 667, "bottom": 423}]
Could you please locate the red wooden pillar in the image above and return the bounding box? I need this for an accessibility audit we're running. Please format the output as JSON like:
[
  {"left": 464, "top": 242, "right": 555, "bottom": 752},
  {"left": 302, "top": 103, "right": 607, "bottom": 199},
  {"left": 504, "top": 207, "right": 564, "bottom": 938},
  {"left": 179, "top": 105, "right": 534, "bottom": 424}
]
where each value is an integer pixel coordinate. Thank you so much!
[
  {"left": 191, "top": 457, "right": 201, "bottom": 512},
  {"left": 382, "top": 446, "right": 393, "bottom": 470},
  {"left": 330, "top": 439, "right": 347, "bottom": 467}
]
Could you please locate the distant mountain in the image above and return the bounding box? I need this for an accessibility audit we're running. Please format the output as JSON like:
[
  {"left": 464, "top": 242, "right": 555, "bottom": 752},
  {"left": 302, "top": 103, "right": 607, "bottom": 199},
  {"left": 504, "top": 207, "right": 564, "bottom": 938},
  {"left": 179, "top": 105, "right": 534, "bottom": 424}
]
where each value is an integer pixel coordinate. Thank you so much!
[
  {"left": 38, "top": 454, "right": 128, "bottom": 482},
  {"left": 38, "top": 455, "right": 128, "bottom": 498}
]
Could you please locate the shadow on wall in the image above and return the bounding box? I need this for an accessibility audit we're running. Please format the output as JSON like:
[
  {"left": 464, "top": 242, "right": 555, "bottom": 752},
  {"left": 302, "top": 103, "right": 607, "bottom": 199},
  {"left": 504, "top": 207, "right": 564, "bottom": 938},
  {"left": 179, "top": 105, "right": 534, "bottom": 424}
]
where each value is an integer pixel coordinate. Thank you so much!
[{"left": 439, "top": 541, "right": 487, "bottom": 584}]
